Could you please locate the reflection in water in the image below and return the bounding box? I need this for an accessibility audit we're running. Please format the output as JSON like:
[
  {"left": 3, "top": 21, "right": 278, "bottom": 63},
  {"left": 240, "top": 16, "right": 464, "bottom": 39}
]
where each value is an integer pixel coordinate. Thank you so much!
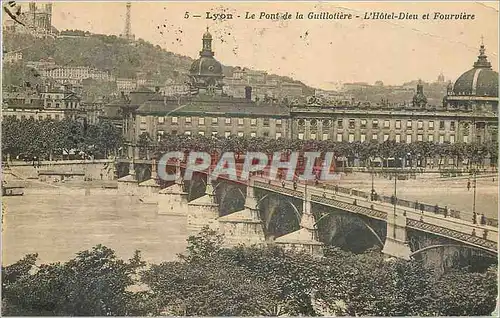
[{"left": 2, "top": 187, "right": 187, "bottom": 266}]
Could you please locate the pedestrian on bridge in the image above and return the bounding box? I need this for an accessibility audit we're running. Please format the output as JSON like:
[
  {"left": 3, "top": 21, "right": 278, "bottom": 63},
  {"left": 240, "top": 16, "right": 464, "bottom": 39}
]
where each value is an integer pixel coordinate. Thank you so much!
[
  {"left": 414, "top": 200, "right": 419, "bottom": 211},
  {"left": 480, "top": 213, "right": 486, "bottom": 225},
  {"left": 467, "top": 180, "right": 471, "bottom": 191}
]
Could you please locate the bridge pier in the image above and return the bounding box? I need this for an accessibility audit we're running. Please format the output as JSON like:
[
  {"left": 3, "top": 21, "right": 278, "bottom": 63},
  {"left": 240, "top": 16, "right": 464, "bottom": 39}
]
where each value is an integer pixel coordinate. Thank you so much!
[
  {"left": 218, "top": 179, "right": 266, "bottom": 247},
  {"left": 275, "top": 191, "right": 323, "bottom": 255},
  {"left": 158, "top": 163, "right": 188, "bottom": 216},
  {"left": 187, "top": 173, "right": 219, "bottom": 236},
  {"left": 382, "top": 208, "right": 411, "bottom": 260},
  {"left": 117, "top": 159, "right": 139, "bottom": 196},
  {"left": 138, "top": 159, "right": 160, "bottom": 205}
]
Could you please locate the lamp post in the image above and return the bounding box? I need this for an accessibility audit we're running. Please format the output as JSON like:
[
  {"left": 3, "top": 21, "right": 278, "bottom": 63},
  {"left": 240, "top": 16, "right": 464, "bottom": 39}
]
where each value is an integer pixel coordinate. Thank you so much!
[
  {"left": 473, "top": 167, "right": 477, "bottom": 224},
  {"left": 371, "top": 168, "right": 374, "bottom": 192},
  {"left": 392, "top": 171, "right": 397, "bottom": 238}
]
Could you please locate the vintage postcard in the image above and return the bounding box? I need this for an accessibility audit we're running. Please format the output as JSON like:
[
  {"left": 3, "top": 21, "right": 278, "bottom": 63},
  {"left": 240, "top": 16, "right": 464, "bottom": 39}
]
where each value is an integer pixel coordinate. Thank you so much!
[{"left": 1, "top": 1, "right": 499, "bottom": 316}]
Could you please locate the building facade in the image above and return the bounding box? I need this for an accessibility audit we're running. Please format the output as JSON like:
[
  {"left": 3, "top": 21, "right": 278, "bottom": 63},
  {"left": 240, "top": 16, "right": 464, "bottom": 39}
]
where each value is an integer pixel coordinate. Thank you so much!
[
  {"left": 120, "top": 29, "right": 291, "bottom": 153},
  {"left": 290, "top": 44, "right": 498, "bottom": 144},
  {"left": 134, "top": 95, "right": 290, "bottom": 143},
  {"left": 119, "top": 31, "right": 497, "bottom": 160},
  {"left": 3, "top": 85, "right": 84, "bottom": 121},
  {"left": 3, "top": 52, "right": 23, "bottom": 64},
  {"left": 2, "top": 2, "right": 57, "bottom": 37},
  {"left": 39, "top": 66, "right": 114, "bottom": 84},
  {"left": 116, "top": 78, "right": 138, "bottom": 93}
]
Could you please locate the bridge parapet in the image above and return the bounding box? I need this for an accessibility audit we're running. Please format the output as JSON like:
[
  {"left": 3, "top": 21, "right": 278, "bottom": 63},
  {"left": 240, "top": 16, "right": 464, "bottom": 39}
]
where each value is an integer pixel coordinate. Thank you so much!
[
  {"left": 253, "top": 180, "right": 303, "bottom": 198},
  {"left": 311, "top": 194, "right": 388, "bottom": 221},
  {"left": 251, "top": 177, "right": 497, "bottom": 254},
  {"left": 407, "top": 219, "right": 497, "bottom": 253}
]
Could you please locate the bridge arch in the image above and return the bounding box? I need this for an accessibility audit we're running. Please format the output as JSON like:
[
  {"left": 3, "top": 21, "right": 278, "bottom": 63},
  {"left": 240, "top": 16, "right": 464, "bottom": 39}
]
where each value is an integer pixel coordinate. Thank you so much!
[
  {"left": 186, "top": 173, "right": 207, "bottom": 201},
  {"left": 410, "top": 244, "right": 498, "bottom": 259},
  {"left": 136, "top": 165, "right": 151, "bottom": 183},
  {"left": 259, "top": 193, "right": 302, "bottom": 239},
  {"left": 218, "top": 184, "right": 246, "bottom": 217},
  {"left": 315, "top": 211, "right": 384, "bottom": 247},
  {"left": 266, "top": 199, "right": 301, "bottom": 230}
]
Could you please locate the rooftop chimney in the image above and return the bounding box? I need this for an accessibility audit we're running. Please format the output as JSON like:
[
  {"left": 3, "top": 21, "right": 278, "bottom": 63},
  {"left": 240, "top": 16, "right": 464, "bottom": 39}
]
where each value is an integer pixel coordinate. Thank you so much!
[{"left": 245, "top": 86, "right": 252, "bottom": 100}]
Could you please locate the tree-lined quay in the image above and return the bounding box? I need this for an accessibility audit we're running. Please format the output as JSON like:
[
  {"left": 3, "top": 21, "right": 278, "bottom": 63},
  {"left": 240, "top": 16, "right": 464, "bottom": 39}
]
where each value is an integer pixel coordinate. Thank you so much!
[
  {"left": 3, "top": 117, "right": 496, "bottom": 169},
  {"left": 151, "top": 133, "right": 497, "bottom": 169},
  {"left": 1, "top": 117, "right": 122, "bottom": 161}
]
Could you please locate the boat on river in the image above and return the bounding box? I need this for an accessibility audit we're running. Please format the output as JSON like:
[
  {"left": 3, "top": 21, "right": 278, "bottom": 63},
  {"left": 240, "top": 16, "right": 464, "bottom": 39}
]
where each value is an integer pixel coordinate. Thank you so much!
[{"left": 2, "top": 181, "right": 25, "bottom": 196}]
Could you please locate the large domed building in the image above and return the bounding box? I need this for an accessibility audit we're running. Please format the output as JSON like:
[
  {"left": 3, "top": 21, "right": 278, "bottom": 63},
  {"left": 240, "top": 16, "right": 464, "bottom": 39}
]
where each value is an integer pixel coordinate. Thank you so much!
[
  {"left": 444, "top": 42, "right": 498, "bottom": 112},
  {"left": 188, "top": 28, "right": 225, "bottom": 94}
]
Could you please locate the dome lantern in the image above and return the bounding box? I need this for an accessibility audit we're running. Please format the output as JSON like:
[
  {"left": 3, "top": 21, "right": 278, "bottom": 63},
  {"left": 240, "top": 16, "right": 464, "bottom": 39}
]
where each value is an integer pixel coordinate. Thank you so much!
[
  {"left": 473, "top": 36, "right": 492, "bottom": 69},
  {"left": 201, "top": 27, "right": 214, "bottom": 57}
]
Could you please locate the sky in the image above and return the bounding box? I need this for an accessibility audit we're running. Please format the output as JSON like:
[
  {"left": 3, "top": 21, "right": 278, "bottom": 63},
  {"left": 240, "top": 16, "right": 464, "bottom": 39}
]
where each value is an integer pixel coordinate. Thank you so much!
[{"left": 7, "top": 1, "right": 500, "bottom": 89}]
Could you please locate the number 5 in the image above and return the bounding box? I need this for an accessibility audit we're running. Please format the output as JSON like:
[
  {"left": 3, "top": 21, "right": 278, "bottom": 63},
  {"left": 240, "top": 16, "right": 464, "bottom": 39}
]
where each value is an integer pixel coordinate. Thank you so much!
[{"left": 184, "top": 12, "right": 189, "bottom": 19}]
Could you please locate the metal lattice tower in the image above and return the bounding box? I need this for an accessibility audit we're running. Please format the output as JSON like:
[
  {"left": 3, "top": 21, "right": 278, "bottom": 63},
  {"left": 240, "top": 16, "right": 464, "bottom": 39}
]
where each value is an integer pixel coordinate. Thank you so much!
[{"left": 122, "top": 2, "right": 132, "bottom": 40}]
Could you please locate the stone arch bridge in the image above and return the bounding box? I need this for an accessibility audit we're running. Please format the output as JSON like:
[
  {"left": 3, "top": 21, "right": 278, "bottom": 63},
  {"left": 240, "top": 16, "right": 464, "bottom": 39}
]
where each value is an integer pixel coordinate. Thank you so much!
[{"left": 116, "top": 158, "right": 497, "bottom": 271}]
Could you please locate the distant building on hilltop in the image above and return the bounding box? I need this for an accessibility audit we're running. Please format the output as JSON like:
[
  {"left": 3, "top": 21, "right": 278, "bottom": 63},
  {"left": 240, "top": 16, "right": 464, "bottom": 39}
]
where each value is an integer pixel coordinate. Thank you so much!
[
  {"left": 3, "top": 2, "right": 58, "bottom": 37},
  {"left": 3, "top": 51, "right": 23, "bottom": 64},
  {"left": 223, "top": 67, "right": 304, "bottom": 101},
  {"left": 116, "top": 78, "right": 138, "bottom": 94},
  {"left": 38, "top": 65, "right": 115, "bottom": 85},
  {"left": 437, "top": 72, "right": 445, "bottom": 83}
]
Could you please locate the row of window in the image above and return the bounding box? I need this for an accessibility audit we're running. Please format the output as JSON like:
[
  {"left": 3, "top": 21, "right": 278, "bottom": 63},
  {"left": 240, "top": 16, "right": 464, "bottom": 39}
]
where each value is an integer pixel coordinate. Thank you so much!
[
  {"left": 156, "top": 116, "right": 282, "bottom": 126},
  {"left": 298, "top": 118, "right": 457, "bottom": 130},
  {"left": 297, "top": 132, "right": 466, "bottom": 144},
  {"left": 6, "top": 114, "right": 61, "bottom": 120},
  {"left": 46, "top": 102, "right": 79, "bottom": 109},
  {"left": 154, "top": 129, "right": 476, "bottom": 143},
  {"left": 157, "top": 130, "right": 282, "bottom": 139}
]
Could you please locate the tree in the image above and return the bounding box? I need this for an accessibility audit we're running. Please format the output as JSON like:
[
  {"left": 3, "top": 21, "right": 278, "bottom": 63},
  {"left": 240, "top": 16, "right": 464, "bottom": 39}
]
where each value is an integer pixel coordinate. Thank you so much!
[
  {"left": 142, "top": 227, "right": 289, "bottom": 316},
  {"left": 137, "top": 132, "right": 153, "bottom": 159},
  {"left": 2, "top": 245, "right": 147, "bottom": 316},
  {"left": 95, "top": 120, "right": 123, "bottom": 158},
  {"left": 2, "top": 234, "right": 497, "bottom": 316},
  {"left": 431, "top": 266, "right": 497, "bottom": 316}
]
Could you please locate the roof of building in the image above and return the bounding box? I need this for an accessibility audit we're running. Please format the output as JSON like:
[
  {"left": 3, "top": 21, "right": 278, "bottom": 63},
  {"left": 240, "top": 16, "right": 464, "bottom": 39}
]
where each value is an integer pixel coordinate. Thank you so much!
[
  {"left": 101, "top": 105, "right": 122, "bottom": 119},
  {"left": 189, "top": 56, "right": 223, "bottom": 77},
  {"left": 203, "top": 27, "right": 212, "bottom": 40},
  {"left": 452, "top": 44, "right": 498, "bottom": 98},
  {"left": 136, "top": 95, "right": 290, "bottom": 117},
  {"left": 189, "top": 28, "right": 223, "bottom": 79}
]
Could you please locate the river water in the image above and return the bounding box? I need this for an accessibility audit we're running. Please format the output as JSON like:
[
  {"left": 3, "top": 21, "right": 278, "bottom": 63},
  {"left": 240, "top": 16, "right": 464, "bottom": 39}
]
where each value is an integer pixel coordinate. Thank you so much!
[
  {"left": 3, "top": 173, "right": 497, "bottom": 266},
  {"left": 2, "top": 185, "right": 188, "bottom": 266}
]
